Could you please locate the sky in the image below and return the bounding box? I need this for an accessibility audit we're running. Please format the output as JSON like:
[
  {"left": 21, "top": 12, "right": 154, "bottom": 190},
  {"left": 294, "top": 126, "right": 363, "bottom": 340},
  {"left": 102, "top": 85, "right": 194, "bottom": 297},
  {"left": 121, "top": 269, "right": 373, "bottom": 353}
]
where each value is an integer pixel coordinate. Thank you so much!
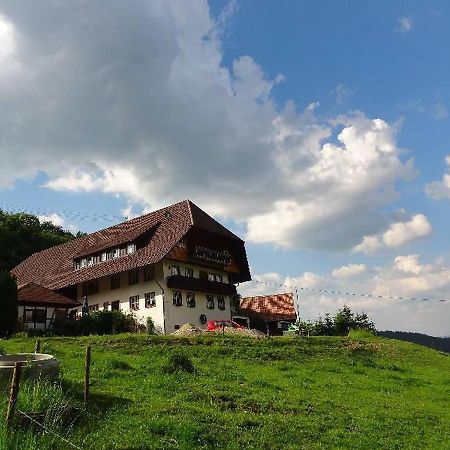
[{"left": 0, "top": 0, "right": 449, "bottom": 336}]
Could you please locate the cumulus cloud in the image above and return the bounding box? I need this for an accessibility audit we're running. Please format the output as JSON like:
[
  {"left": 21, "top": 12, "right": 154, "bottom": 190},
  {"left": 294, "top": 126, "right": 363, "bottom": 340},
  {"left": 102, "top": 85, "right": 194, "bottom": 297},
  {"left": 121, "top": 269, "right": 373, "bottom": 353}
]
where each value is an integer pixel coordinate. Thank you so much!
[
  {"left": 425, "top": 155, "right": 450, "bottom": 200},
  {"left": 37, "top": 213, "right": 65, "bottom": 228},
  {"left": 396, "top": 16, "right": 413, "bottom": 34},
  {"left": 240, "top": 255, "right": 450, "bottom": 336},
  {"left": 353, "top": 213, "right": 432, "bottom": 254},
  {"left": 332, "top": 263, "right": 366, "bottom": 278},
  {"left": 0, "top": 1, "right": 417, "bottom": 251}
]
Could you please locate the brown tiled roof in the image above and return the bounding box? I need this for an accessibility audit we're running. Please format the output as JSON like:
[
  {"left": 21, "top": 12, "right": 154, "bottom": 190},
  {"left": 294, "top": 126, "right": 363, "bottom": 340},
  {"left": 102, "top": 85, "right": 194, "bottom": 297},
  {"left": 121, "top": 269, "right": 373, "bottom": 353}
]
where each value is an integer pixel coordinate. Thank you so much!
[
  {"left": 18, "top": 283, "right": 80, "bottom": 308},
  {"left": 240, "top": 293, "right": 297, "bottom": 321},
  {"left": 12, "top": 200, "right": 251, "bottom": 290}
]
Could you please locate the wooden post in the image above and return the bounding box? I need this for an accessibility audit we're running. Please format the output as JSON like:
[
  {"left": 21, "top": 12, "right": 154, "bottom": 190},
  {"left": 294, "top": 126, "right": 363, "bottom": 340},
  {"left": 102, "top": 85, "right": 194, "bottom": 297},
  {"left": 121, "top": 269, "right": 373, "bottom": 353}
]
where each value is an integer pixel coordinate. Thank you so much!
[
  {"left": 34, "top": 340, "right": 41, "bottom": 353},
  {"left": 222, "top": 322, "right": 225, "bottom": 336},
  {"left": 6, "top": 363, "right": 22, "bottom": 427},
  {"left": 84, "top": 346, "right": 91, "bottom": 406}
]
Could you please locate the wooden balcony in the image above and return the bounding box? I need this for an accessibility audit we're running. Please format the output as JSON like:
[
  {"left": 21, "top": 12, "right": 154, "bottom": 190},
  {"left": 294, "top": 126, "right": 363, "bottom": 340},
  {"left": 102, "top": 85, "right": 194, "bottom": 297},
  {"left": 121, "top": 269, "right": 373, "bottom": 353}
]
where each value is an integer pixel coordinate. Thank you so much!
[{"left": 166, "top": 275, "right": 237, "bottom": 296}]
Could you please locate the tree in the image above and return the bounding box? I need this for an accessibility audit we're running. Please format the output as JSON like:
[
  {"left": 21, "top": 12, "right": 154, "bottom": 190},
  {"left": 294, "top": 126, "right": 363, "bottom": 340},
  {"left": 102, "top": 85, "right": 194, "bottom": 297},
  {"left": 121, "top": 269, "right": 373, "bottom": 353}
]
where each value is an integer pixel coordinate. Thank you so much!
[
  {"left": 0, "top": 210, "right": 81, "bottom": 272},
  {"left": 333, "top": 305, "right": 355, "bottom": 335},
  {"left": 0, "top": 271, "right": 18, "bottom": 337}
]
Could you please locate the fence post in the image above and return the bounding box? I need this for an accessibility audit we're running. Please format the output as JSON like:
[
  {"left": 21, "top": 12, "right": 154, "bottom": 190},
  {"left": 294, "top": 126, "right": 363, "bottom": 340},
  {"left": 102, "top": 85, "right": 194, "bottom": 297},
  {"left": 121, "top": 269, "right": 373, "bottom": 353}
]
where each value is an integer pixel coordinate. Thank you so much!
[
  {"left": 34, "top": 340, "right": 41, "bottom": 353},
  {"left": 84, "top": 346, "right": 91, "bottom": 407},
  {"left": 6, "top": 362, "right": 22, "bottom": 427}
]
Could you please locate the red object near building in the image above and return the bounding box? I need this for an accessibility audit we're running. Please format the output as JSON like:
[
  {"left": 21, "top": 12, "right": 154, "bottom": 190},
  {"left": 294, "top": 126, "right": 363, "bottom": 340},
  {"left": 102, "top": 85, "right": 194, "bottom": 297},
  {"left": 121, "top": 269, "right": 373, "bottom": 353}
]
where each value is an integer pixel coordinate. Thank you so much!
[{"left": 207, "top": 320, "right": 244, "bottom": 331}]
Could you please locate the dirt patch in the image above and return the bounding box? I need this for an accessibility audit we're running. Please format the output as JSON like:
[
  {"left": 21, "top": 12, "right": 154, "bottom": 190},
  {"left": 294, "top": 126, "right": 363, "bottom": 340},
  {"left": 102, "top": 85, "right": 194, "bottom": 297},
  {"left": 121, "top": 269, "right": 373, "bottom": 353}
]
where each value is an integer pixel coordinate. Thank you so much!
[{"left": 172, "top": 323, "right": 205, "bottom": 336}]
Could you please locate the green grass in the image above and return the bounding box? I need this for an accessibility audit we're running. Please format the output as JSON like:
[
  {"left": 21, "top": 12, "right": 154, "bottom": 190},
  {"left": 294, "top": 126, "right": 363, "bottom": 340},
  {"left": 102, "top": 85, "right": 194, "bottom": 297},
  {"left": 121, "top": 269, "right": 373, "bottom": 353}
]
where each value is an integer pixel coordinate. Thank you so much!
[{"left": 0, "top": 334, "right": 449, "bottom": 449}]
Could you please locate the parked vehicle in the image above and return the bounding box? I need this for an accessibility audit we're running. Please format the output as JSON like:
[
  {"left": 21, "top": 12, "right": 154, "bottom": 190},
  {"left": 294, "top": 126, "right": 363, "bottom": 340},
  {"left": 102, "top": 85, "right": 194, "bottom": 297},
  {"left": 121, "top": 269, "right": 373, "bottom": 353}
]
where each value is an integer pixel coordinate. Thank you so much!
[{"left": 207, "top": 320, "right": 244, "bottom": 331}]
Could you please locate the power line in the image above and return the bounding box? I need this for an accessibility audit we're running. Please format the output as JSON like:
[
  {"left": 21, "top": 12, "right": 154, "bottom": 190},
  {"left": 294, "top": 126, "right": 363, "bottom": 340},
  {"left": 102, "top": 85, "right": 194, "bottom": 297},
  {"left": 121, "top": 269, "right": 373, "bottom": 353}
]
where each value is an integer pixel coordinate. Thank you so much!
[
  {"left": 0, "top": 201, "right": 126, "bottom": 223},
  {"left": 250, "top": 279, "right": 448, "bottom": 303}
]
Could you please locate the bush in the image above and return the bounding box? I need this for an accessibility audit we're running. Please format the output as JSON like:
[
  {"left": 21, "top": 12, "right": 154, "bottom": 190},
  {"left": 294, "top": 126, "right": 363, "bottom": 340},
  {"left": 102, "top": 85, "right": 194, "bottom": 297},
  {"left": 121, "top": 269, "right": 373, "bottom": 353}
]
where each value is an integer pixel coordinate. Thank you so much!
[
  {"left": 162, "top": 350, "right": 196, "bottom": 374},
  {"left": 295, "top": 306, "right": 376, "bottom": 337},
  {"left": 146, "top": 317, "right": 156, "bottom": 335},
  {"left": 52, "top": 310, "right": 138, "bottom": 336},
  {"left": 0, "top": 347, "right": 5, "bottom": 355}
]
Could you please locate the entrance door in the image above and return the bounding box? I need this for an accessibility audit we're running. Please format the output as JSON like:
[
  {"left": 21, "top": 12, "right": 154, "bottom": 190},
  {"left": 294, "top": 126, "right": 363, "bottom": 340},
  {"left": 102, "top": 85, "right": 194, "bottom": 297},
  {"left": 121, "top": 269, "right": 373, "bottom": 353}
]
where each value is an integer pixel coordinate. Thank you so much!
[{"left": 111, "top": 300, "right": 120, "bottom": 311}]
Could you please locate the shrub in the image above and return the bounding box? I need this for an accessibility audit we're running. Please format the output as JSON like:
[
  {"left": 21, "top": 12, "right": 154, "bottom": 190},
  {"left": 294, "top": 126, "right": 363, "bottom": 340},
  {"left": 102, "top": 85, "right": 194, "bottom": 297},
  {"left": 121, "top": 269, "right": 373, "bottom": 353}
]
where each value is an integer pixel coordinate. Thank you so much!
[
  {"left": 0, "top": 347, "right": 5, "bottom": 355},
  {"left": 52, "top": 310, "right": 138, "bottom": 336},
  {"left": 146, "top": 317, "right": 156, "bottom": 335},
  {"left": 162, "top": 350, "right": 195, "bottom": 374}
]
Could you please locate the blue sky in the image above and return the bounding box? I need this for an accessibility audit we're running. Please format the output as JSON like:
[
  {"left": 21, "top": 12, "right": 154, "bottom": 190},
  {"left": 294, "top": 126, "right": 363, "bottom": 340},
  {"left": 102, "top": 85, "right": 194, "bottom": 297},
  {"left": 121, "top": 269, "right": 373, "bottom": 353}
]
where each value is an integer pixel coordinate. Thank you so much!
[{"left": 0, "top": 1, "right": 449, "bottom": 335}]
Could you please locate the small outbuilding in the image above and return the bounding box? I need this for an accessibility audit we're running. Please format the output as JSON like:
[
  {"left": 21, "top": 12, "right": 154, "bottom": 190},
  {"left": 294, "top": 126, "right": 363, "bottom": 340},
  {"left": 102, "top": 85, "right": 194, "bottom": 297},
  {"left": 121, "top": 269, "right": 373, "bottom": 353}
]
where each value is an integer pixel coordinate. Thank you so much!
[
  {"left": 237, "top": 292, "right": 297, "bottom": 336},
  {"left": 17, "top": 283, "right": 80, "bottom": 331}
]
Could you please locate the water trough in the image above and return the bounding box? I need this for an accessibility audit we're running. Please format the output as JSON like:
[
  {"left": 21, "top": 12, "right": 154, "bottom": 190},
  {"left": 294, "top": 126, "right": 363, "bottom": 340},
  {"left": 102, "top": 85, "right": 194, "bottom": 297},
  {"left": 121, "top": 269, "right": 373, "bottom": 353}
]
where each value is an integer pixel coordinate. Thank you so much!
[{"left": 0, "top": 353, "right": 59, "bottom": 386}]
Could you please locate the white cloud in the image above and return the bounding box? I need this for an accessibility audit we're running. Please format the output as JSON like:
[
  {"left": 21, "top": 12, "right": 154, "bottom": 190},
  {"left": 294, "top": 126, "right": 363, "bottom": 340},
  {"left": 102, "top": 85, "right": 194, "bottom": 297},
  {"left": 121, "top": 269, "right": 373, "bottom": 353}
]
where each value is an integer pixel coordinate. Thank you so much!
[
  {"left": 240, "top": 255, "right": 450, "bottom": 336},
  {"left": 0, "top": 14, "right": 15, "bottom": 60},
  {"left": 382, "top": 214, "right": 432, "bottom": 247},
  {"left": 353, "top": 213, "right": 432, "bottom": 254},
  {"left": 425, "top": 155, "right": 450, "bottom": 200},
  {"left": 37, "top": 213, "right": 65, "bottom": 228},
  {"left": 332, "top": 263, "right": 366, "bottom": 278},
  {"left": 0, "top": 1, "right": 417, "bottom": 251},
  {"left": 396, "top": 16, "right": 413, "bottom": 34}
]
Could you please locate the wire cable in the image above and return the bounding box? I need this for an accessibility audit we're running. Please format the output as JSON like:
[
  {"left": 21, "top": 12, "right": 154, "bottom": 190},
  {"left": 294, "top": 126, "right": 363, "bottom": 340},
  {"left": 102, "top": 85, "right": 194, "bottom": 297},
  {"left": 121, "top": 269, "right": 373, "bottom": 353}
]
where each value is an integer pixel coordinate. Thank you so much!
[{"left": 249, "top": 278, "right": 448, "bottom": 303}]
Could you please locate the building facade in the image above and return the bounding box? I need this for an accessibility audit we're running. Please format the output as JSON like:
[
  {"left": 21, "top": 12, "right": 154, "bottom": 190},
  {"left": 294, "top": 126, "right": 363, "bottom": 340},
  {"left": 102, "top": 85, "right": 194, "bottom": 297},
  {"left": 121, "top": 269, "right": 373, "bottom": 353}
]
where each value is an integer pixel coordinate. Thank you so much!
[{"left": 12, "top": 200, "right": 251, "bottom": 333}]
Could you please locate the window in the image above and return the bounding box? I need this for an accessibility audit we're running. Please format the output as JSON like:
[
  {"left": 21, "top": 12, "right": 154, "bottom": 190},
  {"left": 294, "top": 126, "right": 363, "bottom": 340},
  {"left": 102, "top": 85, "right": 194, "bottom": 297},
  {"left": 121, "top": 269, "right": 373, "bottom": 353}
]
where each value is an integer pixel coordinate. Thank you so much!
[
  {"left": 34, "top": 309, "right": 46, "bottom": 323},
  {"left": 217, "top": 296, "right": 226, "bottom": 310},
  {"left": 129, "top": 295, "right": 140, "bottom": 311},
  {"left": 111, "top": 300, "right": 120, "bottom": 311},
  {"left": 199, "top": 270, "right": 207, "bottom": 280},
  {"left": 111, "top": 274, "right": 121, "bottom": 289},
  {"left": 113, "top": 248, "right": 120, "bottom": 258},
  {"left": 187, "top": 292, "right": 196, "bottom": 308},
  {"left": 145, "top": 292, "right": 156, "bottom": 308},
  {"left": 103, "top": 302, "right": 110, "bottom": 310},
  {"left": 83, "top": 280, "right": 99, "bottom": 296},
  {"left": 208, "top": 273, "right": 215, "bottom": 282},
  {"left": 101, "top": 252, "right": 107, "bottom": 262},
  {"left": 215, "top": 274, "right": 223, "bottom": 283},
  {"left": 143, "top": 266, "right": 154, "bottom": 282},
  {"left": 173, "top": 291, "right": 182, "bottom": 307},
  {"left": 206, "top": 295, "right": 214, "bottom": 310},
  {"left": 171, "top": 266, "right": 180, "bottom": 276},
  {"left": 129, "top": 270, "right": 139, "bottom": 285},
  {"left": 185, "top": 267, "right": 193, "bottom": 278},
  {"left": 25, "top": 309, "right": 34, "bottom": 323},
  {"left": 89, "top": 304, "right": 99, "bottom": 312},
  {"left": 127, "top": 244, "right": 136, "bottom": 254}
]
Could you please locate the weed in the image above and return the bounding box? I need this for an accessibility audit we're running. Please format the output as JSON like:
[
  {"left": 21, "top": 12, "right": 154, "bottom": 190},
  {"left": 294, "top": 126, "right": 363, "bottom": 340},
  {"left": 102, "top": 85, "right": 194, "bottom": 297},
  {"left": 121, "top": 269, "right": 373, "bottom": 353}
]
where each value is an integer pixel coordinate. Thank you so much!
[{"left": 162, "top": 350, "right": 196, "bottom": 374}]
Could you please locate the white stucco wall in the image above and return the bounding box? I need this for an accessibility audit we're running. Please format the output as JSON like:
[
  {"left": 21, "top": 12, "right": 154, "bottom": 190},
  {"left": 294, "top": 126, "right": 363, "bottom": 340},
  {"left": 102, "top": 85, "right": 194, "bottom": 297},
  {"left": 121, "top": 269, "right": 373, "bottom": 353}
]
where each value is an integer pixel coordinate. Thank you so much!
[
  {"left": 162, "top": 260, "right": 232, "bottom": 332},
  {"left": 73, "top": 259, "right": 235, "bottom": 334},
  {"left": 75, "top": 265, "right": 165, "bottom": 333}
]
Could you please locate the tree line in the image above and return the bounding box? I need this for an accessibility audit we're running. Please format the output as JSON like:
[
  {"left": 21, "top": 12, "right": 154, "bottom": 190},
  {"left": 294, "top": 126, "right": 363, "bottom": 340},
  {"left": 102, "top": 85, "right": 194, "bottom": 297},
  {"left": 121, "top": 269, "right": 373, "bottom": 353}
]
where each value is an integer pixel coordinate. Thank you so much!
[{"left": 0, "top": 210, "right": 82, "bottom": 337}]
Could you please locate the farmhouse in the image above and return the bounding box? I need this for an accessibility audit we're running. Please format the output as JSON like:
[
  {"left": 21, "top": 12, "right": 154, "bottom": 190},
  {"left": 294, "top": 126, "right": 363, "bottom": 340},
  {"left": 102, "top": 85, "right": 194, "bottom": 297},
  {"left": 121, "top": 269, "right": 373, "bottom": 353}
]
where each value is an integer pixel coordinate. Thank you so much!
[
  {"left": 12, "top": 200, "right": 251, "bottom": 333},
  {"left": 237, "top": 293, "right": 297, "bottom": 335}
]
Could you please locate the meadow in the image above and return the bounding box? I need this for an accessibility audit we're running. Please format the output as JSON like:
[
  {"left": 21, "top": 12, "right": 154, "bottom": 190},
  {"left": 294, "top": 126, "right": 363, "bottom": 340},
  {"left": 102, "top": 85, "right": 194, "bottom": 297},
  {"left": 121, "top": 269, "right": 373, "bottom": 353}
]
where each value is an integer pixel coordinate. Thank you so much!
[{"left": 0, "top": 332, "right": 449, "bottom": 449}]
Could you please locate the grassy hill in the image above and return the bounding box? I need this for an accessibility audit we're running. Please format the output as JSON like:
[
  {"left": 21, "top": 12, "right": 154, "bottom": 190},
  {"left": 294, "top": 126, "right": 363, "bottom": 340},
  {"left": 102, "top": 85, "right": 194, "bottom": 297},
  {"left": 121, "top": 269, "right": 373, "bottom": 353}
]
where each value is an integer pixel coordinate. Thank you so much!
[{"left": 0, "top": 333, "right": 449, "bottom": 449}]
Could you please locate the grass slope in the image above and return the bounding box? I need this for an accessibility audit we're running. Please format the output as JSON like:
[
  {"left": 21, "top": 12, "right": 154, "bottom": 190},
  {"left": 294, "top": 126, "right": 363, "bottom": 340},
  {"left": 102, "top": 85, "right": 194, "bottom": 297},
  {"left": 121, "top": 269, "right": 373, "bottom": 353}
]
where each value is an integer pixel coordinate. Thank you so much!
[{"left": 0, "top": 334, "right": 449, "bottom": 450}]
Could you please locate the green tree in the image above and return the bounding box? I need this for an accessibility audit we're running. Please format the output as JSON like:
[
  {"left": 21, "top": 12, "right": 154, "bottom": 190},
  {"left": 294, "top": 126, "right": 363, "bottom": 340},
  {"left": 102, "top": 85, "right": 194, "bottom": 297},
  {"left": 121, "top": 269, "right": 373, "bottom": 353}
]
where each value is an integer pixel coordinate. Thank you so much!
[
  {"left": 333, "top": 305, "right": 355, "bottom": 335},
  {"left": 0, "top": 210, "right": 81, "bottom": 271},
  {"left": 0, "top": 271, "right": 18, "bottom": 337}
]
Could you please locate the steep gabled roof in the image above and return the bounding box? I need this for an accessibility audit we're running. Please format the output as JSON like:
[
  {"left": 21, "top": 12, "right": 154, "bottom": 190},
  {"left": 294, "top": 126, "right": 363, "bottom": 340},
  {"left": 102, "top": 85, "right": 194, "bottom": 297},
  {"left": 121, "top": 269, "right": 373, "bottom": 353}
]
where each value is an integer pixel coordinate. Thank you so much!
[
  {"left": 12, "top": 200, "right": 250, "bottom": 290},
  {"left": 240, "top": 293, "right": 297, "bottom": 321},
  {"left": 18, "top": 283, "right": 80, "bottom": 308}
]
